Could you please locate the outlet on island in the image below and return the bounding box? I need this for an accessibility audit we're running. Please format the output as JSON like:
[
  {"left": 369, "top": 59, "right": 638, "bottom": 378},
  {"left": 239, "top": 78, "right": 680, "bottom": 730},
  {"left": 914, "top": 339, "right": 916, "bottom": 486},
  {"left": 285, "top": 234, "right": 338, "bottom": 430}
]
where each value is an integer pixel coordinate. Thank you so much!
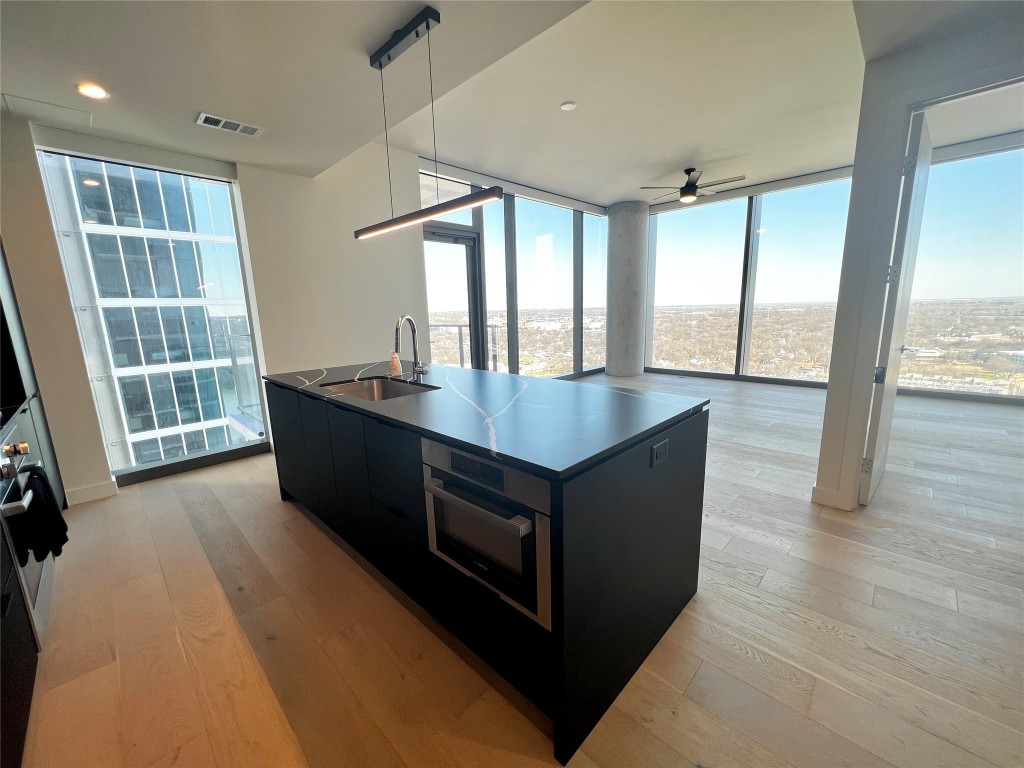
[{"left": 651, "top": 438, "right": 669, "bottom": 468}]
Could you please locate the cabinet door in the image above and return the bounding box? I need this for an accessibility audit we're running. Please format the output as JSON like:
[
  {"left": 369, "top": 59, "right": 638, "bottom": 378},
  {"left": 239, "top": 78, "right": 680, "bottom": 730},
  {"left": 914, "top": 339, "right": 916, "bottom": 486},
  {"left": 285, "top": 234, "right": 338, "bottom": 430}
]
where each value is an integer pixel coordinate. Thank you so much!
[
  {"left": 264, "top": 383, "right": 307, "bottom": 502},
  {"left": 1, "top": 567, "right": 38, "bottom": 768},
  {"left": 363, "top": 418, "right": 426, "bottom": 531},
  {"left": 327, "top": 406, "right": 372, "bottom": 549},
  {"left": 298, "top": 394, "right": 339, "bottom": 530}
]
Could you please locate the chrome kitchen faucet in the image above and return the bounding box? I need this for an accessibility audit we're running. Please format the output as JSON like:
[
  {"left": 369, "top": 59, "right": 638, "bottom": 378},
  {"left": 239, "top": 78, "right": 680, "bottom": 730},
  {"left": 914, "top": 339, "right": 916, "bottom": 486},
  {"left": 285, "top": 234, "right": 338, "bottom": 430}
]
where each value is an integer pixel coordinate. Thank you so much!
[{"left": 395, "top": 315, "right": 429, "bottom": 376}]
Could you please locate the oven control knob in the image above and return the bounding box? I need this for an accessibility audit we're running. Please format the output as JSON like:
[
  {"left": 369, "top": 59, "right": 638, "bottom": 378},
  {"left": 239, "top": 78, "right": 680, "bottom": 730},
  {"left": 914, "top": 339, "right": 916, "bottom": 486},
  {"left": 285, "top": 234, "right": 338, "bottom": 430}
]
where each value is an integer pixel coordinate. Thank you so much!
[
  {"left": 0, "top": 462, "right": 14, "bottom": 481},
  {"left": 3, "top": 442, "right": 31, "bottom": 457}
]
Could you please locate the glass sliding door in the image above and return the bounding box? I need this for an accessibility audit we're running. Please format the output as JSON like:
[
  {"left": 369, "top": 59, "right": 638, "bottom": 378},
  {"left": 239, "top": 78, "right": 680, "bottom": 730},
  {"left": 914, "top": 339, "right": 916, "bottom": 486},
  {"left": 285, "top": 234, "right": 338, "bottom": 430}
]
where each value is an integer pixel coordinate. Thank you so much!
[
  {"left": 422, "top": 228, "right": 486, "bottom": 369},
  {"left": 36, "top": 150, "right": 267, "bottom": 473}
]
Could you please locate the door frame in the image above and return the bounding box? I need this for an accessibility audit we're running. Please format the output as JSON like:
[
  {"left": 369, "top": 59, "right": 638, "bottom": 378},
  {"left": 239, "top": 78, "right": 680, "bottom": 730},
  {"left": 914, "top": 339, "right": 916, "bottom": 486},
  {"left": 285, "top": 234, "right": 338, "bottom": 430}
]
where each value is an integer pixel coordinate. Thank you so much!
[
  {"left": 859, "top": 110, "right": 934, "bottom": 504},
  {"left": 422, "top": 224, "right": 488, "bottom": 370}
]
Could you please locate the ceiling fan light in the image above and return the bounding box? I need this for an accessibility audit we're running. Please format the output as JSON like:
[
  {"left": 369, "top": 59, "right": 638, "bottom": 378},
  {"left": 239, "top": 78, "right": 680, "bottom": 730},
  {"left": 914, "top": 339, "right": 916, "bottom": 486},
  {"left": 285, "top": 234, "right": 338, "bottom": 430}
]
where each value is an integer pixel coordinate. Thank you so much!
[{"left": 680, "top": 190, "right": 698, "bottom": 204}]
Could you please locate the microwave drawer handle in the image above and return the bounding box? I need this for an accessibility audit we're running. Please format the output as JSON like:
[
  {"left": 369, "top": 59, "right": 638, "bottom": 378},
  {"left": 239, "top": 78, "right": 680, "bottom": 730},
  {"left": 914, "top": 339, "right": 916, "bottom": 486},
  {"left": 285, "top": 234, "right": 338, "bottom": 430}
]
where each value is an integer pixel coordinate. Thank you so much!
[{"left": 424, "top": 479, "right": 532, "bottom": 538}]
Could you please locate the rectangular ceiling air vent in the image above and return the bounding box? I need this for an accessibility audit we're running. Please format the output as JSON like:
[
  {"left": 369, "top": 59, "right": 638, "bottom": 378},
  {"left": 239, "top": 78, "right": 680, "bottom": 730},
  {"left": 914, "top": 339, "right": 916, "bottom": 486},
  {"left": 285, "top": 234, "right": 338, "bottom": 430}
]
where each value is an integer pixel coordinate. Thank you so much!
[{"left": 196, "top": 112, "right": 263, "bottom": 137}]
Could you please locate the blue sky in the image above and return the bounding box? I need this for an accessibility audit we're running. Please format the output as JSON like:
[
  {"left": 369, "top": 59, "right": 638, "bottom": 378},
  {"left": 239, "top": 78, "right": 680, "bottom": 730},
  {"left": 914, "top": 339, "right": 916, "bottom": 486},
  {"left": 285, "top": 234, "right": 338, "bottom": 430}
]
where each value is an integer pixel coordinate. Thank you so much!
[
  {"left": 424, "top": 148, "right": 1023, "bottom": 311},
  {"left": 912, "top": 149, "right": 1024, "bottom": 300}
]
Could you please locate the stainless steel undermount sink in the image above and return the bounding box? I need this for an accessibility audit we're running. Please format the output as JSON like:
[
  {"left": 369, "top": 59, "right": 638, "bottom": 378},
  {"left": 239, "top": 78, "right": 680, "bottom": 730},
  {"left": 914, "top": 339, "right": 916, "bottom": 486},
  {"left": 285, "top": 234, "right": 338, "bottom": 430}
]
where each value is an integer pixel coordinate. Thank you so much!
[{"left": 322, "top": 376, "right": 440, "bottom": 401}]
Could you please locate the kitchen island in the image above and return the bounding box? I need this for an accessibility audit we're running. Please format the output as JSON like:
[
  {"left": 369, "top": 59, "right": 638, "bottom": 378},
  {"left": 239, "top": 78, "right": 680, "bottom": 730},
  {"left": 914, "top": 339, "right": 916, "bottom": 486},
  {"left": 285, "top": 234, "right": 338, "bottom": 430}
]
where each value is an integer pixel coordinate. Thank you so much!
[{"left": 264, "top": 362, "right": 708, "bottom": 764}]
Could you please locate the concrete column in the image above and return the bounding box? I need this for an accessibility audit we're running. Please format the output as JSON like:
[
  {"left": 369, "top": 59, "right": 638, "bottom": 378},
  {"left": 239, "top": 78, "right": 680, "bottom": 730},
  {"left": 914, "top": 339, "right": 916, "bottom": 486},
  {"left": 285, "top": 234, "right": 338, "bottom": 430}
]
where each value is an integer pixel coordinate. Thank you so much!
[{"left": 605, "top": 200, "right": 650, "bottom": 376}]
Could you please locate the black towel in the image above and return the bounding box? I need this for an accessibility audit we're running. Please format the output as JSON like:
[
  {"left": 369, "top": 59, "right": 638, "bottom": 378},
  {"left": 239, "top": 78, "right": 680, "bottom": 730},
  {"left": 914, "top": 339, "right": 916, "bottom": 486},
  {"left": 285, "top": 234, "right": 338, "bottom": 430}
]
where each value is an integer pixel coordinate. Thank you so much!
[{"left": 6, "top": 465, "right": 68, "bottom": 567}]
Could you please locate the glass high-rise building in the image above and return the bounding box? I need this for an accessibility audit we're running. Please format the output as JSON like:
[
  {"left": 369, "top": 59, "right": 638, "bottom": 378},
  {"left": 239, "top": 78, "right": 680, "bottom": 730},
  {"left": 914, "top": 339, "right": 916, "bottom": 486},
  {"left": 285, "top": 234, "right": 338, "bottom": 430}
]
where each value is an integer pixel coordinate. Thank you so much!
[{"left": 36, "top": 151, "right": 266, "bottom": 473}]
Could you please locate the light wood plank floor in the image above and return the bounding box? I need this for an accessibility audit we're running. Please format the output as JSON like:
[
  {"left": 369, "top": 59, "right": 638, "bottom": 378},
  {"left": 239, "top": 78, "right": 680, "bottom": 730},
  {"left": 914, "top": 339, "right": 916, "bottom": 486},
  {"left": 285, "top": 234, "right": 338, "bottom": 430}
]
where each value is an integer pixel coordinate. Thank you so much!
[{"left": 21, "top": 374, "right": 1024, "bottom": 768}]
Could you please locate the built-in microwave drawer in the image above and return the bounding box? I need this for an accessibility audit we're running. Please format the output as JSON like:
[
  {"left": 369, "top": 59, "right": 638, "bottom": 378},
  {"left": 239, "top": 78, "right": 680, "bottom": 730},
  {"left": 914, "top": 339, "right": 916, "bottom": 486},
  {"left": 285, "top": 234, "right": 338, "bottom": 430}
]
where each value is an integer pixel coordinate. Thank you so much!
[{"left": 421, "top": 439, "right": 550, "bottom": 515}]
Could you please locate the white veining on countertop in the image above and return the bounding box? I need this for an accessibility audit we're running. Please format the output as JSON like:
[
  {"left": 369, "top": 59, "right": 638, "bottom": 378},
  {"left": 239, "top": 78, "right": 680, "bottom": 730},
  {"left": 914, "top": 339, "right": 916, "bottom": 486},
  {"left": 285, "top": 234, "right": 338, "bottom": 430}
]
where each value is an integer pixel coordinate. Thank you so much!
[
  {"left": 442, "top": 367, "right": 529, "bottom": 455},
  {"left": 575, "top": 379, "right": 704, "bottom": 409},
  {"left": 353, "top": 360, "right": 388, "bottom": 382},
  {"left": 296, "top": 368, "right": 327, "bottom": 388}
]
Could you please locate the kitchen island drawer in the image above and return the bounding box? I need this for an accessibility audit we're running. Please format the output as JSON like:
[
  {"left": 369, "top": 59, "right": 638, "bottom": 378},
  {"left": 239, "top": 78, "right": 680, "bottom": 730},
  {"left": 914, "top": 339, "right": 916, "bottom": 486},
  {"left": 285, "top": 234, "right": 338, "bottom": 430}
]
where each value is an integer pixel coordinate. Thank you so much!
[{"left": 363, "top": 417, "right": 426, "bottom": 527}]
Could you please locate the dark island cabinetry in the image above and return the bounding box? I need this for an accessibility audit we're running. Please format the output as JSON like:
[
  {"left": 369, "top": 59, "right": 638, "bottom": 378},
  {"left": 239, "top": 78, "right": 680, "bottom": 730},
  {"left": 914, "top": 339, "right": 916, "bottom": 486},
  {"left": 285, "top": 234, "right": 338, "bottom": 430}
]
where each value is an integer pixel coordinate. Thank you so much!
[
  {"left": 264, "top": 383, "right": 306, "bottom": 502},
  {"left": 298, "top": 394, "right": 339, "bottom": 531},
  {"left": 263, "top": 366, "right": 709, "bottom": 765},
  {"left": 265, "top": 384, "right": 429, "bottom": 590},
  {"left": 326, "top": 407, "right": 371, "bottom": 547}
]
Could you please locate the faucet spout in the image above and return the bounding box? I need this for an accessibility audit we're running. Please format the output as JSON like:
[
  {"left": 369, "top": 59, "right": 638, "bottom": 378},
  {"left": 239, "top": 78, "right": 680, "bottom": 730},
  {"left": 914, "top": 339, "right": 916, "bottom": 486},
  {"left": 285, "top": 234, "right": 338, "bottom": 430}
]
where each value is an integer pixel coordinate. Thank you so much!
[{"left": 395, "top": 315, "right": 429, "bottom": 376}]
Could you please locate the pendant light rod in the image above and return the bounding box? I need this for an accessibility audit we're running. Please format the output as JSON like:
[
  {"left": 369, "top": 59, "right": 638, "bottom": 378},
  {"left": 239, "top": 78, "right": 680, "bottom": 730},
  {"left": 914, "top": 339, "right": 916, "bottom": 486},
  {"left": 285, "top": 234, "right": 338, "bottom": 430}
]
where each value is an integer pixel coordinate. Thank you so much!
[
  {"left": 355, "top": 186, "right": 503, "bottom": 240},
  {"left": 370, "top": 6, "right": 440, "bottom": 70},
  {"left": 379, "top": 68, "right": 394, "bottom": 218},
  {"left": 427, "top": 25, "right": 440, "bottom": 206}
]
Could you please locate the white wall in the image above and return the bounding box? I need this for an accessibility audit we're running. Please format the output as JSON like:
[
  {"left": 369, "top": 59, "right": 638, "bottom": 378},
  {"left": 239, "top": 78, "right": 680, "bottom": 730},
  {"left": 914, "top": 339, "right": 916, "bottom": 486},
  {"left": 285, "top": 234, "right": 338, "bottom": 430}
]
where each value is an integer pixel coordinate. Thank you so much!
[
  {"left": 237, "top": 143, "right": 429, "bottom": 375},
  {"left": 812, "top": 13, "right": 1024, "bottom": 511},
  {"left": 0, "top": 115, "right": 117, "bottom": 504}
]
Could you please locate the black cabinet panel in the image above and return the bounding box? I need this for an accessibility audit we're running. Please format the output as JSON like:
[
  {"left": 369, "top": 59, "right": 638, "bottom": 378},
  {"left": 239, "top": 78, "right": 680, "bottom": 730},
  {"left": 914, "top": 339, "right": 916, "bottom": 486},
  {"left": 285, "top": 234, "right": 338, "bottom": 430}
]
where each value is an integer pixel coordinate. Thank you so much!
[
  {"left": 363, "top": 417, "right": 426, "bottom": 530},
  {"left": 1, "top": 563, "right": 38, "bottom": 768},
  {"left": 265, "top": 383, "right": 307, "bottom": 502},
  {"left": 556, "top": 411, "right": 708, "bottom": 764},
  {"left": 298, "top": 394, "right": 339, "bottom": 530},
  {"left": 370, "top": 497, "right": 427, "bottom": 592},
  {"left": 327, "top": 406, "right": 372, "bottom": 550}
]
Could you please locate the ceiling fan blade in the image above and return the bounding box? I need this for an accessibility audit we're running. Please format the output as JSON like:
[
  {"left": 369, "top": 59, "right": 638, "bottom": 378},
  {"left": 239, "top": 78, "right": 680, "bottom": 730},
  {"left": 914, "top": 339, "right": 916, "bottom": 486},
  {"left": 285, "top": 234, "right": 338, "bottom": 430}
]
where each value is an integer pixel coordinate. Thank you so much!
[
  {"left": 699, "top": 175, "right": 746, "bottom": 189},
  {"left": 685, "top": 168, "right": 702, "bottom": 186},
  {"left": 651, "top": 191, "right": 679, "bottom": 201},
  {"left": 639, "top": 186, "right": 680, "bottom": 189},
  {"left": 697, "top": 189, "right": 716, "bottom": 196}
]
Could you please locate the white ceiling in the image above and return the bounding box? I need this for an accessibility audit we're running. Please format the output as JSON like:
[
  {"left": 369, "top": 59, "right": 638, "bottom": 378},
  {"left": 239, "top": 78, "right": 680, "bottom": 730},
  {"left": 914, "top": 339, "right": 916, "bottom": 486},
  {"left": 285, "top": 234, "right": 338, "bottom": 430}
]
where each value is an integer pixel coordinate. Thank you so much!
[
  {"left": 853, "top": 0, "right": 1024, "bottom": 63},
  {"left": 2, "top": 1, "right": 1017, "bottom": 206},
  {"left": 384, "top": 1, "right": 866, "bottom": 207},
  {"left": 0, "top": 1, "right": 583, "bottom": 176}
]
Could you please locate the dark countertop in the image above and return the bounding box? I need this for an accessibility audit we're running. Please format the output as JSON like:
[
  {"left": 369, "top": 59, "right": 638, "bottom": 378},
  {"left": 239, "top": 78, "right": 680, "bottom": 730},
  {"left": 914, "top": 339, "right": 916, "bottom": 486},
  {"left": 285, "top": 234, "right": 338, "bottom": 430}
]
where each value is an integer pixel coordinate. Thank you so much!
[{"left": 264, "top": 362, "right": 708, "bottom": 480}]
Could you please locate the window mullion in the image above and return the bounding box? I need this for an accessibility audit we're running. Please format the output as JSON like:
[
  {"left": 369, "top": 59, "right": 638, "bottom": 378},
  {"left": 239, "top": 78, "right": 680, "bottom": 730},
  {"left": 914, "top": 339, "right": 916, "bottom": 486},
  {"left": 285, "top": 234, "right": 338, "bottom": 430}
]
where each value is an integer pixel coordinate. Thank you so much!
[
  {"left": 503, "top": 193, "right": 519, "bottom": 375},
  {"left": 736, "top": 195, "right": 762, "bottom": 375},
  {"left": 572, "top": 209, "right": 583, "bottom": 374}
]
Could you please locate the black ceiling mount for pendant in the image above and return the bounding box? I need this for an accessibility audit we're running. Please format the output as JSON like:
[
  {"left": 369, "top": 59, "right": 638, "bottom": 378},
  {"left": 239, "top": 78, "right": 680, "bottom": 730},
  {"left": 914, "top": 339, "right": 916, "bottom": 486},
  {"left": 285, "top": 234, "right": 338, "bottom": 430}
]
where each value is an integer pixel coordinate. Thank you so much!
[
  {"left": 356, "top": 5, "right": 501, "bottom": 242},
  {"left": 370, "top": 6, "right": 441, "bottom": 70}
]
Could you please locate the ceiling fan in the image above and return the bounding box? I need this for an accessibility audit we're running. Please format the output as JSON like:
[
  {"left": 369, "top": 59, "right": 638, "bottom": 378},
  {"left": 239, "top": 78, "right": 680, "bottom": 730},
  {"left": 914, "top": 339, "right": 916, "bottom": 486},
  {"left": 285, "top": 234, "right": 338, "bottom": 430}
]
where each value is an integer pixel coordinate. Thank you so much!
[{"left": 641, "top": 167, "right": 746, "bottom": 204}]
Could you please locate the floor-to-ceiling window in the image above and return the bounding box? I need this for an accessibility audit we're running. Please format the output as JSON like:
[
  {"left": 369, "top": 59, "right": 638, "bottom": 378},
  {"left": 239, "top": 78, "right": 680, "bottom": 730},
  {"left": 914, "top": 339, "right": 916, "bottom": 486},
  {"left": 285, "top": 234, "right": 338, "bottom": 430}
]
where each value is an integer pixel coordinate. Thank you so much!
[
  {"left": 747, "top": 178, "right": 850, "bottom": 381},
  {"left": 37, "top": 151, "right": 266, "bottom": 473},
  {"left": 650, "top": 198, "right": 747, "bottom": 373},
  {"left": 648, "top": 176, "right": 852, "bottom": 381},
  {"left": 419, "top": 172, "right": 606, "bottom": 377},
  {"left": 514, "top": 197, "right": 575, "bottom": 377},
  {"left": 582, "top": 213, "right": 608, "bottom": 370},
  {"left": 902, "top": 148, "right": 1024, "bottom": 396}
]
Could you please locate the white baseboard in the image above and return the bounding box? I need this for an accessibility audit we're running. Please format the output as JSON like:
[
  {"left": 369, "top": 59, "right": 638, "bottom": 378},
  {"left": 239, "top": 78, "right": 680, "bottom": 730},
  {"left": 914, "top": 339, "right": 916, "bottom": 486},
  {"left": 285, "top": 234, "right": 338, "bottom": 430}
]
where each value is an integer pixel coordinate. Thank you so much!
[
  {"left": 66, "top": 479, "right": 118, "bottom": 506},
  {"left": 811, "top": 484, "right": 857, "bottom": 512}
]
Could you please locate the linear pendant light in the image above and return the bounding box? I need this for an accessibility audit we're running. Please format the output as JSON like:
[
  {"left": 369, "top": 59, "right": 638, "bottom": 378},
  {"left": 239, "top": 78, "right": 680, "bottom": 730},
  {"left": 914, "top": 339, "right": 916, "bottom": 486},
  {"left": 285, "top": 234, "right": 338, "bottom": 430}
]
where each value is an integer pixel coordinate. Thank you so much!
[
  {"left": 355, "top": 185, "right": 503, "bottom": 239},
  {"left": 355, "top": 6, "right": 499, "bottom": 241}
]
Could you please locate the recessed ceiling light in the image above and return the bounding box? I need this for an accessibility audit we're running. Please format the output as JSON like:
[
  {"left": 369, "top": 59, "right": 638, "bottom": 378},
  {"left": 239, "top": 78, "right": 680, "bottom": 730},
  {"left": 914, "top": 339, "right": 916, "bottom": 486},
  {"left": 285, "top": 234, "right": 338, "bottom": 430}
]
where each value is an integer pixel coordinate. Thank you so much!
[
  {"left": 560, "top": 101, "right": 577, "bottom": 112},
  {"left": 76, "top": 82, "right": 110, "bottom": 100},
  {"left": 82, "top": 178, "right": 100, "bottom": 187}
]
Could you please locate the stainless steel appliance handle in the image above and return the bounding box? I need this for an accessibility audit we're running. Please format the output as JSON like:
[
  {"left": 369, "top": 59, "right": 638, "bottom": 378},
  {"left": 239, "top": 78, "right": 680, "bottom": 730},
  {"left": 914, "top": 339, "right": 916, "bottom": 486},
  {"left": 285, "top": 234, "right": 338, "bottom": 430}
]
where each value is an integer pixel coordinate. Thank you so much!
[{"left": 424, "top": 478, "right": 532, "bottom": 538}]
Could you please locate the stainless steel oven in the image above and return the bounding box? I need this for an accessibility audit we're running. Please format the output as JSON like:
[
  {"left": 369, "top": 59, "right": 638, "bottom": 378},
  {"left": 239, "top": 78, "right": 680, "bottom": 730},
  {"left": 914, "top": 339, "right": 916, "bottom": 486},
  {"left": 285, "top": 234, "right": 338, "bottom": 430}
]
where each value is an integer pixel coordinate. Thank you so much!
[{"left": 422, "top": 439, "right": 551, "bottom": 630}]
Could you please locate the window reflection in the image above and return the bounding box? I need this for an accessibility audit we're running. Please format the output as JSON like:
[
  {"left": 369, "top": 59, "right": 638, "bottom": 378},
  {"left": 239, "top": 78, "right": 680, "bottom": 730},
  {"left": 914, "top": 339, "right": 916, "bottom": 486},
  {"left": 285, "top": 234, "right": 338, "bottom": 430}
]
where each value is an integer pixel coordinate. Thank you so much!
[{"left": 515, "top": 197, "right": 574, "bottom": 377}]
